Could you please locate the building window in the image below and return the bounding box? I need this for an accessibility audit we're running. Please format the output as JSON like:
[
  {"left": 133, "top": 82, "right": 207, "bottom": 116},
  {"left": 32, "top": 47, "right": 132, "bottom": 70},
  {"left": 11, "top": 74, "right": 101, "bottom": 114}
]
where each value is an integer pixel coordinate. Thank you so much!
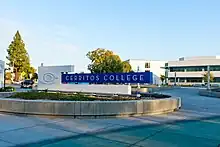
[
  {"left": 214, "top": 77, "right": 220, "bottom": 82},
  {"left": 137, "top": 66, "right": 140, "bottom": 72},
  {"left": 169, "top": 78, "right": 175, "bottom": 82},
  {"left": 210, "top": 66, "right": 220, "bottom": 71},
  {"left": 185, "top": 66, "right": 204, "bottom": 72},
  {"left": 179, "top": 78, "right": 185, "bottom": 82},
  {"left": 170, "top": 67, "right": 185, "bottom": 72},
  {"left": 186, "top": 78, "right": 202, "bottom": 83},
  {"left": 170, "top": 66, "right": 207, "bottom": 72},
  {"left": 145, "top": 62, "right": 150, "bottom": 68}
]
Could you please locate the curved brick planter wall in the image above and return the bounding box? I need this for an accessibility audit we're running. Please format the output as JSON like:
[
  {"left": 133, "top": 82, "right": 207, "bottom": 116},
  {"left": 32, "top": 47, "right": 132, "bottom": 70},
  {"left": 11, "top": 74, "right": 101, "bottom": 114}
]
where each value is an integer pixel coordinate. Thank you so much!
[{"left": 0, "top": 97, "right": 181, "bottom": 117}]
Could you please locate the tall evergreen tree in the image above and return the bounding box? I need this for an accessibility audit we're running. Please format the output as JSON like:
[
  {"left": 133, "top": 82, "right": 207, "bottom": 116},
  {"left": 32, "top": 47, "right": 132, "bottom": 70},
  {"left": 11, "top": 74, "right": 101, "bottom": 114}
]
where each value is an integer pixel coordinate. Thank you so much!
[{"left": 6, "top": 31, "right": 31, "bottom": 81}]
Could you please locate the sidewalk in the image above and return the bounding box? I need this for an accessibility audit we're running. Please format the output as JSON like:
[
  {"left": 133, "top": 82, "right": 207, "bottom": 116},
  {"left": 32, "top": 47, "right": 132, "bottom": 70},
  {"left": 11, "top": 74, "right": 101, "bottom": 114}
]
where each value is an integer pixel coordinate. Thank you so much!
[{"left": 0, "top": 109, "right": 219, "bottom": 147}]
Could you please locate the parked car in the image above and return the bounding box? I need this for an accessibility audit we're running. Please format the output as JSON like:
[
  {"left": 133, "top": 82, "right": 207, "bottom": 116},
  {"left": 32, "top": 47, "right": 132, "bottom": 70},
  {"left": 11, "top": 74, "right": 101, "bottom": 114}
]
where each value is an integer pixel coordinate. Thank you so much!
[{"left": 20, "top": 80, "right": 34, "bottom": 88}]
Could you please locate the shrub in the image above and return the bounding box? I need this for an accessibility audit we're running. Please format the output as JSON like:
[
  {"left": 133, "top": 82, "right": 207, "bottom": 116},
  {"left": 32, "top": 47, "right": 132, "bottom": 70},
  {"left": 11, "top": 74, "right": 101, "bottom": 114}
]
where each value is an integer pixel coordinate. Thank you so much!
[{"left": 0, "top": 86, "right": 15, "bottom": 92}]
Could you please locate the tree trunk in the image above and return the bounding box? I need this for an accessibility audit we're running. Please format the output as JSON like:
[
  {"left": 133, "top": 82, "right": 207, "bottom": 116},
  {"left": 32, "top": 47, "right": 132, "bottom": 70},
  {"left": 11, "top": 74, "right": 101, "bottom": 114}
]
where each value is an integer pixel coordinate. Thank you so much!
[
  {"left": 14, "top": 69, "right": 20, "bottom": 82},
  {"left": 14, "top": 71, "right": 19, "bottom": 82}
]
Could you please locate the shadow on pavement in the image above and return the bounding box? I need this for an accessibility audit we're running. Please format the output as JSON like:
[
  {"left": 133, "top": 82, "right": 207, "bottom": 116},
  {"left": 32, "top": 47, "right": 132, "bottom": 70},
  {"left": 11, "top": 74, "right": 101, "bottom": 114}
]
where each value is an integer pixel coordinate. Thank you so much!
[{"left": 13, "top": 114, "right": 220, "bottom": 147}]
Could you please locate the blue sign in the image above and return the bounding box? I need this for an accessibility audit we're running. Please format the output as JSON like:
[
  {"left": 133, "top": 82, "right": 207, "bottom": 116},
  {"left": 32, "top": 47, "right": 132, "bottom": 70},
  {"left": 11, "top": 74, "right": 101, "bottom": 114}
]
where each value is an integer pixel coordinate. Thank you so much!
[{"left": 61, "top": 72, "right": 153, "bottom": 84}]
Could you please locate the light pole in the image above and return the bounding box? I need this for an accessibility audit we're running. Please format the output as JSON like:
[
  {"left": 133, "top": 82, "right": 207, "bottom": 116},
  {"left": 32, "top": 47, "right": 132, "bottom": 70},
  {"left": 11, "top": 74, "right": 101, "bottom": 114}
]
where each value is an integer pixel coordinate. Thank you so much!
[
  {"left": 3, "top": 68, "right": 10, "bottom": 89},
  {"left": 174, "top": 72, "right": 177, "bottom": 86},
  {"left": 207, "top": 65, "right": 210, "bottom": 90},
  {"left": 137, "top": 66, "right": 140, "bottom": 88},
  {"left": 136, "top": 66, "right": 141, "bottom": 97}
]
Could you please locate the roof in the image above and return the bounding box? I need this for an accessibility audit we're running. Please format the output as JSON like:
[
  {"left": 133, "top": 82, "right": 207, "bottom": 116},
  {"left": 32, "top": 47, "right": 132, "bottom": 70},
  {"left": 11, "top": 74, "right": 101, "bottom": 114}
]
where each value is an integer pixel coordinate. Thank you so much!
[{"left": 127, "top": 59, "right": 167, "bottom": 62}]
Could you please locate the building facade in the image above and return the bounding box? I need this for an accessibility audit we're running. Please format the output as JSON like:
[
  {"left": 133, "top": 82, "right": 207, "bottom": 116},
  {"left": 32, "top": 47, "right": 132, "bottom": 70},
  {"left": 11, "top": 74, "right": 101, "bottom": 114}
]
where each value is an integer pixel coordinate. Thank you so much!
[
  {"left": 166, "top": 56, "right": 220, "bottom": 85},
  {"left": 127, "top": 59, "right": 166, "bottom": 85}
]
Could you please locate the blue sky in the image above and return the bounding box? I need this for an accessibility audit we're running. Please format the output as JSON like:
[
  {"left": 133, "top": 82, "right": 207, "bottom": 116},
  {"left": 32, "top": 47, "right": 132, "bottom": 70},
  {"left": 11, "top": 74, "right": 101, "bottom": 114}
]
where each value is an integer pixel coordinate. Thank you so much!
[{"left": 0, "top": 0, "right": 220, "bottom": 72}]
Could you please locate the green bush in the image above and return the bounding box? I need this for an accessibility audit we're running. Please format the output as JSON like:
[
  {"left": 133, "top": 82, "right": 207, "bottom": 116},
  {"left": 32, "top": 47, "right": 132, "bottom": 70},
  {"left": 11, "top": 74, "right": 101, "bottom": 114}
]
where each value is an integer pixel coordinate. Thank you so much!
[{"left": 0, "top": 86, "right": 15, "bottom": 92}]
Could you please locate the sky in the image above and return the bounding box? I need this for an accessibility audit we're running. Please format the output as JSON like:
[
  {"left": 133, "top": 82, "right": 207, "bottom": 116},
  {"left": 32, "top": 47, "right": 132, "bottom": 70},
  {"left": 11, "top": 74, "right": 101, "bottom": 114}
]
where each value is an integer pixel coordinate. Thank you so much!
[{"left": 0, "top": 0, "right": 220, "bottom": 72}]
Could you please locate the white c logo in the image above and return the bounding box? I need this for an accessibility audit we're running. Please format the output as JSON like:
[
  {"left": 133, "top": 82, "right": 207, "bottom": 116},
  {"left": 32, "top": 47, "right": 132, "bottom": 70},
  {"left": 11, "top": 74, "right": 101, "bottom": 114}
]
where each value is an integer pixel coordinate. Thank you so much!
[{"left": 39, "top": 73, "right": 58, "bottom": 85}]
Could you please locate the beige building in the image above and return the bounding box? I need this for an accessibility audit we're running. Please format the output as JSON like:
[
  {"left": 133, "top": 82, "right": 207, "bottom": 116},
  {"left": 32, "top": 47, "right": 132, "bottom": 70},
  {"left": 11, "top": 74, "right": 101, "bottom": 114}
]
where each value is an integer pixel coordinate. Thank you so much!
[{"left": 166, "top": 56, "right": 220, "bottom": 85}]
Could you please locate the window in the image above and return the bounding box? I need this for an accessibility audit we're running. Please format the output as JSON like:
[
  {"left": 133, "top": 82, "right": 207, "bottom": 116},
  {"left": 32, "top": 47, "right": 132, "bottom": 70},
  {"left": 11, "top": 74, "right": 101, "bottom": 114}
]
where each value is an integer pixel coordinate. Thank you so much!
[
  {"left": 185, "top": 66, "right": 204, "bottom": 72},
  {"left": 170, "top": 67, "right": 185, "bottom": 72},
  {"left": 137, "top": 66, "right": 140, "bottom": 71},
  {"left": 170, "top": 66, "right": 207, "bottom": 72},
  {"left": 179, "top": 78, "right": 185, "bottom": 82},
  {"left": 145, "top": 62, "right": 150, "bottom": 68},
  {"left": 169, "top": 78, "right": 175, "bottom": 82},
  {"left": 210, "top": 66, "right": 220, "bottom": 71},
  {"left": 214, "top": 78, "right": 220, "bottom": 82},
  {"left": 186, "top": 78, "right": 202, "bottom": 83}
]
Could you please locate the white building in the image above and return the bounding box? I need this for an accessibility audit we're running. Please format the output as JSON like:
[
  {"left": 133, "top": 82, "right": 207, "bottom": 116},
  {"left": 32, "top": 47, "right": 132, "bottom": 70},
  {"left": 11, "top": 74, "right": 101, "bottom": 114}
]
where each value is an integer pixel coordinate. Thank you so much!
[
  {"left": 127, "top": 59, "right": 167, "bottom": 85},
  {"left": 166, "top": 56, "right": 220, "bottom": 85}
]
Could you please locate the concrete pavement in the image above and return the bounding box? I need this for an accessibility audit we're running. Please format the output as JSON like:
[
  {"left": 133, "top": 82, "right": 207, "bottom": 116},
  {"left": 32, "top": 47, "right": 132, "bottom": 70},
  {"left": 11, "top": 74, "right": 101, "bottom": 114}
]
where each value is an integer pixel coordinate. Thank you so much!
[{"left": 0, "top": 88, "right": 219, "bottom": 147}]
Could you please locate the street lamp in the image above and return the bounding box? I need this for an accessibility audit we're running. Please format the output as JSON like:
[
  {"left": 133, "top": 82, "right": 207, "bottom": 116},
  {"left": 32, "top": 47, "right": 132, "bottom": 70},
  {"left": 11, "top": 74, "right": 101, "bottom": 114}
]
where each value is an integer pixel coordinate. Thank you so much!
[
  {"left": 207, "top": 65, "right": 210, "bottom": 90},
  {"left": 174, "top": 72, "right": 177, "bottom": 86},
  {"left": 136, "top": 66, "right": 141, "bottom": 98},
  {"left": 3, "top": 68, "right": 10, "bottom": 89},
  {"left": 137, "top": 66, "right": 140, "bottom": 88}
]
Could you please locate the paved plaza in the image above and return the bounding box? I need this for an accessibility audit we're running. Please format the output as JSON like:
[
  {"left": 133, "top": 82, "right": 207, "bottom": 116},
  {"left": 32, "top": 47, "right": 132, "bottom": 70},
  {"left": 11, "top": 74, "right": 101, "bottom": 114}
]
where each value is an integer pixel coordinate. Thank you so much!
[{"left": 0, "top": 88, "right": 220, "bottom": 147}]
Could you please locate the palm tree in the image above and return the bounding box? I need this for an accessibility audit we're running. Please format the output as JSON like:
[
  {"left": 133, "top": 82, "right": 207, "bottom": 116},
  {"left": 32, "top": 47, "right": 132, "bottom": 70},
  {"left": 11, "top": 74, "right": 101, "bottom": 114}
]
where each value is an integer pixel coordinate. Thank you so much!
[{"left": 160, "top": 75, "right": 166, "bottom": 85}]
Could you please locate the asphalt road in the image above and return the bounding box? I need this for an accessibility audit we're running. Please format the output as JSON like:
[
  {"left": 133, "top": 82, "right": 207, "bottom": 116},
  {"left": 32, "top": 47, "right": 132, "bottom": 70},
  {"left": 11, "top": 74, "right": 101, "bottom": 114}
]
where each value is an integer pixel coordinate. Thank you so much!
[{"left": 161, "top": 87, "right": 220, "bottom": 114}]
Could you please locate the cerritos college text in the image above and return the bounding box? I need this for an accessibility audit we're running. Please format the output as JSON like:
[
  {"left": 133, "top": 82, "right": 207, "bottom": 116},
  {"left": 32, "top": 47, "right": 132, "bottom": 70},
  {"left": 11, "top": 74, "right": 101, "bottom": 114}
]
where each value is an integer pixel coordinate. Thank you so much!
[{"left": 61, "top": 72, "right": 153, "bottom": 83}]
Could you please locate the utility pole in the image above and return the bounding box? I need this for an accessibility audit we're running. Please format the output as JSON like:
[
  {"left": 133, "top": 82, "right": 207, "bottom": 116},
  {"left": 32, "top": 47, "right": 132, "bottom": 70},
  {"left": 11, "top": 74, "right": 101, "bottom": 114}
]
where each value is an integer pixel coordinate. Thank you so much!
[
  {"left": 137, "top": 66, "right": 140, "bottom": 89},
  {"left": 207, "top": 65, "right": 210, "bottom": 90},
  {"left": 174, "top": 72, "right": 177, "bottom": 86},
  {"left": 136, "top": 66, "right": 141, "bottom": 97},
  {"left": 3, "top": 68, "right": 10, "bottom": 89},
  {"left": 3, "top": 69, "right": 6, "bottom": 89}
]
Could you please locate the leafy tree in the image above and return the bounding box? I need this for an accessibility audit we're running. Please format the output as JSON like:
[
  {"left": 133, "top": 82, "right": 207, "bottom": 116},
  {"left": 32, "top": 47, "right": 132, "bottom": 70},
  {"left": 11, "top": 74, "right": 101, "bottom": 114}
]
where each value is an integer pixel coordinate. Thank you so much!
[
  {"left": 6, "top": 31, "right": 31, "bottom": 81},
  {"left": 5, "top": 72, "right": 12, "bottom": 81},
  {"left": 122, "top": 61, "right": 132, "bottom": 73},
  {"left": 87, "top": 48, "right": 132, "bottom": 73},
  {"left": 160, "top": 75, "right": 165, "bottom": 85},
  {"left": 202, "top": 72, "right": 214, "bottom": 83},
  {"left": 22, "top": 66, "right": 36, "bottom": 79},
  {"left": 31, "top": 73, "right": 38, "bottom": 81},
  {"left": 104, "top": 54, "right": 123, "bottom": 73},
  {"left": 87, "top": 48, "right": 113, "bottom": 73}
]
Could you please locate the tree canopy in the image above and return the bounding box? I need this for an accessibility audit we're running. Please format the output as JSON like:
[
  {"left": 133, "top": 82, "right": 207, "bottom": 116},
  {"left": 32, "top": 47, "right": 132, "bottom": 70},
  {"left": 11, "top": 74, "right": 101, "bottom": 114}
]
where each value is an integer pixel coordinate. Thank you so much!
[
  {"left": 87, "top": 48, "right": 132, "bottom": 73},
  {"left": 6, "top": 31, "right": 35, "bottom": 81},
  {"left": 31, "top": 73, "right": 38, "bottom": 81},
  {"left": 160, "top": 75, "right": 165, "bottom": 85},
  {"left": 202, "top": 72, "right": 214, "bottom": 83}
]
